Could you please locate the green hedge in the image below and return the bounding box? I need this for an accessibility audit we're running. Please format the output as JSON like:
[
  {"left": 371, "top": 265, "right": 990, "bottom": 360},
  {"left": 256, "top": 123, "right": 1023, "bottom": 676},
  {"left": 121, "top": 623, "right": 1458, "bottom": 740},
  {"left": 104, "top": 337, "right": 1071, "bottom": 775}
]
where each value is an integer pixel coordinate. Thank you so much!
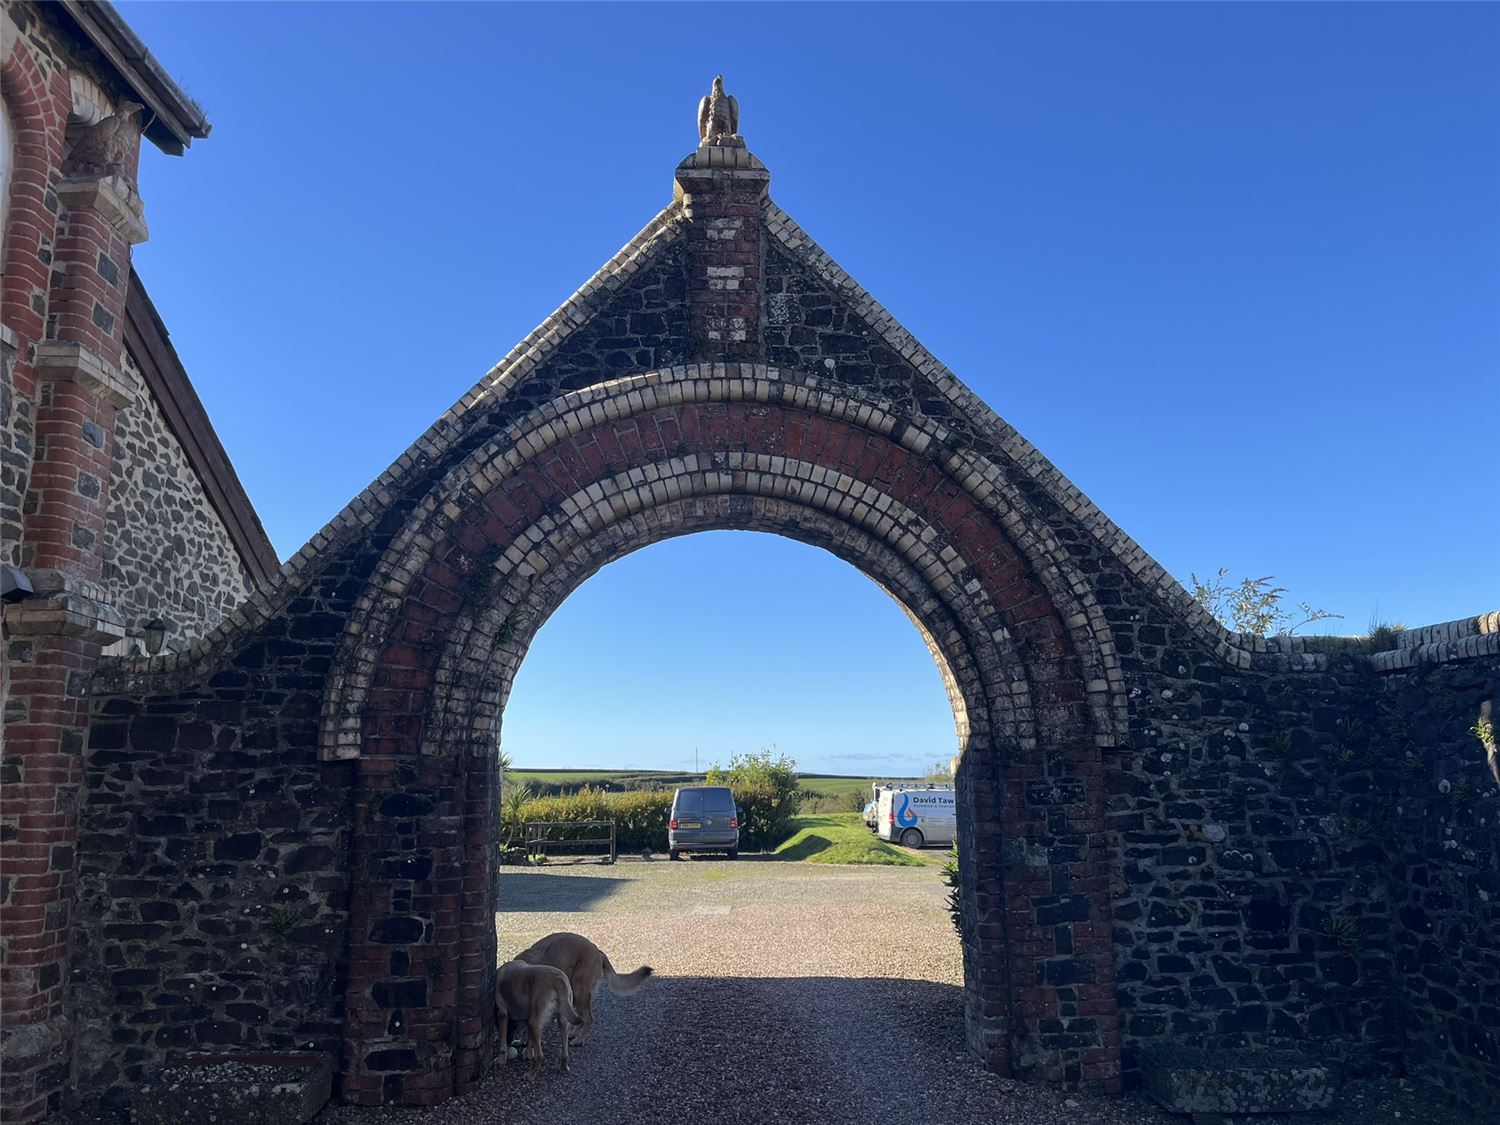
[{"left": 512, "top": 784, "right": 800, "bottom": 853}]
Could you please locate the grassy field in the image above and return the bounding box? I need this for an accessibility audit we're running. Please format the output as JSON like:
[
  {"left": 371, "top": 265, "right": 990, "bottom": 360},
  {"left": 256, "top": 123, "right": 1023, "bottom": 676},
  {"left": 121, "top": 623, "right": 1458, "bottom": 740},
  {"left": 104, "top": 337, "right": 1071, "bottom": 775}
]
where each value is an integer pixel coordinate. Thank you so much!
[
  {"left": 506, "top": 768, "right": 703, "bottom": 789},
  {"left": 773, "top": 812, "right": 941, "bottom": 866}
]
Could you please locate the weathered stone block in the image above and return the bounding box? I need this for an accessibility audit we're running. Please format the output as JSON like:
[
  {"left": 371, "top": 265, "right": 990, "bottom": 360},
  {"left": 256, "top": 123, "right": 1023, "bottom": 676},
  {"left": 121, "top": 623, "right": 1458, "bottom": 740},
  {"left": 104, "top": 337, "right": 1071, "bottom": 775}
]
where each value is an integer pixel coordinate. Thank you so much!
[
  {"left": 1140, "top": 1045, "right": 1336, "bottom": 1116},
  {"left": 132, "top": 1053, "right": 333, "bottom": 1125}
]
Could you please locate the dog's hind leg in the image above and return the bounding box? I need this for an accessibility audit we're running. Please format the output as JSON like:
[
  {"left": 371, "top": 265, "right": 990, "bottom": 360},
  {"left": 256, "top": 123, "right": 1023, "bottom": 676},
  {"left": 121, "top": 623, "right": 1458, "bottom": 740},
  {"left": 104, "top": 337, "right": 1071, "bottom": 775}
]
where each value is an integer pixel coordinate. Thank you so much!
[
  {"left": 527, "top": 1012, "right": 545, "bottom": 1078},
  {"left": 575, "top": 983, "right": 595, "bottom": 1045}
]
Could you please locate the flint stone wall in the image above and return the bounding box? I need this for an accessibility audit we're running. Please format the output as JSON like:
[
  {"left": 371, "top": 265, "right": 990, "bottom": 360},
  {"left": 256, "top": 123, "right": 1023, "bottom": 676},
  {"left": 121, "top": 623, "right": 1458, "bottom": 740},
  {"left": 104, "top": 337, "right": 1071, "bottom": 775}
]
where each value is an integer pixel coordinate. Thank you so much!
[
  {"left": 102, "top": 351, "right": 255, "bottom": 649},
  {"left": 1, "top": 340, "right": 31, "bottom": 567},
  {"left": 1375, "top": 656, "right": 1500, "bottom": 1110}
]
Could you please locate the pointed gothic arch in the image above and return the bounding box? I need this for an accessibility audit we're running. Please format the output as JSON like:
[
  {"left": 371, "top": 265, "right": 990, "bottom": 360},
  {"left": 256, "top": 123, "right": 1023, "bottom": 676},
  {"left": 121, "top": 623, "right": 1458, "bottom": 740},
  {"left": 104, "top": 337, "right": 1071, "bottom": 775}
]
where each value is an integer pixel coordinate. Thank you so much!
[{"left": 324, "top": 361, "right": 1128, "bottom": 1102}]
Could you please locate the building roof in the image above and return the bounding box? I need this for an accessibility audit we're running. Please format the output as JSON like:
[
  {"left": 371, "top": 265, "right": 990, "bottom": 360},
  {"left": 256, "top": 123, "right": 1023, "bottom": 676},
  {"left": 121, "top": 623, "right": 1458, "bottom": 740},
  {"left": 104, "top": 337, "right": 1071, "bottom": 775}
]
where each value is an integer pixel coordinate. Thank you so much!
[
  {"left": 124, "top": 273, "right": 280, "bottom": 588},
  {"left": 55, "top": 0, "right": 212, "bottom": 154}
]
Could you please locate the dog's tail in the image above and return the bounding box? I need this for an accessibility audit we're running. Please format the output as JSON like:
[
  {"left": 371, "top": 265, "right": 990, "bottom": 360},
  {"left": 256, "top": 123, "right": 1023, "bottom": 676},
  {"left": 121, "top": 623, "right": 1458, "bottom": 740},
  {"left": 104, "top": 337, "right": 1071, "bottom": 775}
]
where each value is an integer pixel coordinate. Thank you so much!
[{"left": 602, "top": 956, "right": 654, "bottom": 995}]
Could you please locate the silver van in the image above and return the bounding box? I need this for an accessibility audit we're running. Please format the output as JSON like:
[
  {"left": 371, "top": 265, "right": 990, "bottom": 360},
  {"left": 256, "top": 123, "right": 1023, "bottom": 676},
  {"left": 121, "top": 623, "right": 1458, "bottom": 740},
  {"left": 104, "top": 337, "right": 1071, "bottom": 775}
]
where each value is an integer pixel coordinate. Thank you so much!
[{"left": 668, "top": 785, "right": 739, "bottom": 860}]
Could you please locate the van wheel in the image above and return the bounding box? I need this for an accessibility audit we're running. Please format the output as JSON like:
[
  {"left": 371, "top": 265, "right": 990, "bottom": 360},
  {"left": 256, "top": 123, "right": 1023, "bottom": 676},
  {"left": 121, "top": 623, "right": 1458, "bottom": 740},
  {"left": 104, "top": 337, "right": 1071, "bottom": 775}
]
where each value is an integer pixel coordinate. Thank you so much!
[
  {"left": 668, "top": 849, "right": 681, "bottom": 861},
  {"left": 900, "top": 828, "right": 924, "bottom": 849},
  {"left": 727, "top": 848, "right": 738, "bottom": 860}
]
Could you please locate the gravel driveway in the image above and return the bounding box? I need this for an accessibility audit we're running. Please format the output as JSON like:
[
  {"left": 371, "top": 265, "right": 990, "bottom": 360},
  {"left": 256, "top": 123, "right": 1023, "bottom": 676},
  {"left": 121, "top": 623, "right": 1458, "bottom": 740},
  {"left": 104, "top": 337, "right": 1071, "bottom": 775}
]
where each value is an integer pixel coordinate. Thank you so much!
[
  {"left": 324, "top": 856, "right": 1173, "bottom": 1125},
  {"left": 321, "top": 857, "right": 1471, "bottom": 1125}
]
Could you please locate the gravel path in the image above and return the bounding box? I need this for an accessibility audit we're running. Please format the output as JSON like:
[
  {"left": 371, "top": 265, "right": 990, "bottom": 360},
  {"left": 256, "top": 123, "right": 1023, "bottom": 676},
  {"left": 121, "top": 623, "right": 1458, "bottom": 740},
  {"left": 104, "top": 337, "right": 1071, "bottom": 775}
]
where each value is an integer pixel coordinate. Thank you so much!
[
  {"left": 62, "top": 855, "right": 1475, "bottom": 1124},
  {"left": 323, "top": 856, "right": 1175, "bottom": 1125}
]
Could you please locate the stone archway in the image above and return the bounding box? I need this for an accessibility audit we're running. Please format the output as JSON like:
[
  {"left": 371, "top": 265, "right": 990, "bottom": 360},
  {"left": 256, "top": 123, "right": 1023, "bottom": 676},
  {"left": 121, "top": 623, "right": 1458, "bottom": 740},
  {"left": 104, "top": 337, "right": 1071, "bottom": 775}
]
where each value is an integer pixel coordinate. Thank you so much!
[
  {"left": 57, "top": 80, "right": 1497, "bottom": 1121},
  {"left": 327, "top": 364, "right": 1126, "bottom": 1104}
]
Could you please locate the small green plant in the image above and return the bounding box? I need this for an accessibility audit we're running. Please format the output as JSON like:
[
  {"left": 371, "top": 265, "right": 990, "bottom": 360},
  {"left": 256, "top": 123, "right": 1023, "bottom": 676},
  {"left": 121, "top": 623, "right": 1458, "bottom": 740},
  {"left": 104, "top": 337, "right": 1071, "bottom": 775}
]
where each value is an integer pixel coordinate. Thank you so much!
[
  {"left": 1331, "top": 717, "right": 1365, "bottom": 765},
  {"left": 493, "top": 606, "right": 522, "bottom": 647},
  {"left": 1189, "top": 568, "right": 1341, "bottom": 636},
  {"left": 526, "top": 852, "right": 548, "bottom": 866},
  {"left": 941, "top": 845, "right": 962, "bottom": 937},
  {"left": 1320, "top": 913, "right": 1360, "bottom": 950},
  {"left": 1267, "top": 729, "right": 1293, "bottom": 760},
  {"left": 270, "top": 906, "right": 299, "bottom": 941},
  {"left": 501, "top": 784, "right": 534, "bottom": 849},
  {"left": 1472, "top": 717, "right": 1495, "bottom": 747},
  {"left": 463, "top": 547, "right": 503, "bottom": 602},
  {"left": 1450, "top": 781, "right": 1476, "bottom": 808},
  {"left": 1364, "top": 619, "right": 1406, "bottom": 653}
]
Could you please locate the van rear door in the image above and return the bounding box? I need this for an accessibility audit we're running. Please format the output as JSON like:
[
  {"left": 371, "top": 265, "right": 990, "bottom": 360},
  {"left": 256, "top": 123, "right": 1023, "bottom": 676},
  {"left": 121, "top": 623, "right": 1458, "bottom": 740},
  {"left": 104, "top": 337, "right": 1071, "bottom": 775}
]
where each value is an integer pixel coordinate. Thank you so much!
[
  {"left": 673, "top": 789, "right": 704, "bottom": 827},
  {"left": 701, "top": 787, "right": 735, "bottom": 832}
]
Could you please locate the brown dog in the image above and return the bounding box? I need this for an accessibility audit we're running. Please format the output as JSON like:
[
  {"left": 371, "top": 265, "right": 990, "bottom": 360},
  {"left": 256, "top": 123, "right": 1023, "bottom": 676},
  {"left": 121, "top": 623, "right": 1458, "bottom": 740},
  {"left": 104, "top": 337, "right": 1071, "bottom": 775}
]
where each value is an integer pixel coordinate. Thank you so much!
[
  {"left": 516, "top": 932, "right": 652, "bottom": 1045},
  {"left": 494, "top": 959, "right": 582, "bottom": 1077}
]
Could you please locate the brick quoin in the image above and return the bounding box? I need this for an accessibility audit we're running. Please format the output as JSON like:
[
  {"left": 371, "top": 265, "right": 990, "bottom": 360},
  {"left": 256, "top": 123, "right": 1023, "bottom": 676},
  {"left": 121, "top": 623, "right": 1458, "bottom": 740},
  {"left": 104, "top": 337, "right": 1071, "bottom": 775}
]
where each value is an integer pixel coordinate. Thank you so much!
[
  {"left": 1, "top": 19, "right": 154, "bottom": 1121},
  {"left": 339, "top": 400, "right": 1120, "bottom": 1103}
]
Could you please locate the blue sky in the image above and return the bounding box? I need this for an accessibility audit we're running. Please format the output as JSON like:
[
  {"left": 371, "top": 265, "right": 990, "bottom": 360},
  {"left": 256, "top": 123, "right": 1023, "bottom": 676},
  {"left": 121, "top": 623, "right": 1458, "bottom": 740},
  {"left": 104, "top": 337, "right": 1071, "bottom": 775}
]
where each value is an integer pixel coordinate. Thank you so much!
[{"left": 118, "top": 2, "right": 1498, "bottom": 775}]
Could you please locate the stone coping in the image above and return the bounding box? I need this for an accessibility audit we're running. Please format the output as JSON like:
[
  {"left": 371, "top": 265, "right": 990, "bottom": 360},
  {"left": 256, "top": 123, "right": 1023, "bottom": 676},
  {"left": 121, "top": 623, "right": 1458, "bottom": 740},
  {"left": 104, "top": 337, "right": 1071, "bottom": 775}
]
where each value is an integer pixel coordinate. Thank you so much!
[{"left": 1372, "top": 612, "right": 1500, "bottom": 672}]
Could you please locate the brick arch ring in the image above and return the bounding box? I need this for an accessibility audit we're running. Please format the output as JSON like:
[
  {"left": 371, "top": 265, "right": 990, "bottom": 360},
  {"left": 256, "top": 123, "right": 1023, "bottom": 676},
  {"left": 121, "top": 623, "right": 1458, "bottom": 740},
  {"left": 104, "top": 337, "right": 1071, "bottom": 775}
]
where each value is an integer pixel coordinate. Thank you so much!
[
  {"left": 323, "top": 364, "right": 1127, "bottom": 761},
  {"left": 328, "top": 363, "right": 1127, "bottom": 1105}
]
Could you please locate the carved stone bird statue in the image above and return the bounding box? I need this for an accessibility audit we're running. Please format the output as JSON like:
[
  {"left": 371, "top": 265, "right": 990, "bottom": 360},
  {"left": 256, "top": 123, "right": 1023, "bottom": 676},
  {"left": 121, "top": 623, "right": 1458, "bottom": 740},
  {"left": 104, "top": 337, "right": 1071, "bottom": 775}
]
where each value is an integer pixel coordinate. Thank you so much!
[
  {"left": 697, "top": 76, "right": 740, "bottom": 147},
  {"left": 63, "top": 100, "right": 143, "bottom": 179}
]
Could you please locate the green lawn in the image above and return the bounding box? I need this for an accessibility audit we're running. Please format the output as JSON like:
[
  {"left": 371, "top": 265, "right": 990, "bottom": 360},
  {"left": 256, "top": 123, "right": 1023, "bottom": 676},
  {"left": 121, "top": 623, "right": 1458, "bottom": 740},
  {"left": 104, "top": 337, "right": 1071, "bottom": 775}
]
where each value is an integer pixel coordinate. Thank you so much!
[
  {"left": 795, "top": 774, "right": 915, "bottom": 797},
  {"left": 773, "top": 813, "right": 941, "bottom": 866}
]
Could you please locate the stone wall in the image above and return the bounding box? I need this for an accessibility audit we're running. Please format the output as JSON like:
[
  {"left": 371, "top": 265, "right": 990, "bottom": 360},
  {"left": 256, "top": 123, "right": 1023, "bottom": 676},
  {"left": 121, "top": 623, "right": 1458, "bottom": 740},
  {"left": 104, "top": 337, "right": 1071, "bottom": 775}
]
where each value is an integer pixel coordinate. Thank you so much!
[
  {"left": 1, "top": 335, "right": 32, "bottom": 565},
  {"left": 1373, "top": 649, "right": 1500, "bottom": 1110},
  {"left": 71, "top": 588, "right": 356, "bottom": 1101},
  {"left": 103, "top": 350, "right": 254, "bottom": 650},
  {"left": 1108, "top": 644, "right": 1403, "bottom": 1076}
]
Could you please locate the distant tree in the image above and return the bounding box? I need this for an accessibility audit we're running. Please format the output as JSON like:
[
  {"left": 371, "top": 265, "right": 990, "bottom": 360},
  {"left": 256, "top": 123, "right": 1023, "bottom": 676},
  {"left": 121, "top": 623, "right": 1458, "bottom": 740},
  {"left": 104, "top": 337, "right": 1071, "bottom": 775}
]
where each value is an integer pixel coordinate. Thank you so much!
[
  {"left": 1189, "top": 568, "right": 1341, "bottom": 637},
  {"left": 707, "top": 749, "right": 802, "bottom": 846},
  {"left": 922, "top": 759, "right": 953, "bottom": 782},
  {"left": 706, "top": 748, "right": 799, "bottom": 794}
]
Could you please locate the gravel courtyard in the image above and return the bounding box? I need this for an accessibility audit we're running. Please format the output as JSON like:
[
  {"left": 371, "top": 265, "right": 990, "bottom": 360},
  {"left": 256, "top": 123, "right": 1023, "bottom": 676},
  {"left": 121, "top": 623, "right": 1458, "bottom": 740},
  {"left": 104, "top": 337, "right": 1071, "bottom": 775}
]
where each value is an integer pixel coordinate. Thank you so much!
[
  {"left": 324, "top": 856, "right": 1173, "bottom": 1125},
  {"left": 322, "top": 857, "right": 1470, "bottom": 1125}
]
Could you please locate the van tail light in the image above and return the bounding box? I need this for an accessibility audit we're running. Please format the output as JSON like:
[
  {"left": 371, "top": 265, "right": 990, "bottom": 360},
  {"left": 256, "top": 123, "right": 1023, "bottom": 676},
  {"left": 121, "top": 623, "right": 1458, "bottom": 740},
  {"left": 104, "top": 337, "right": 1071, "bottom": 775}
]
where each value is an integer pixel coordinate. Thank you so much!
[
  {"left": 888, "top": 810, "right": 895, "bottom": 825},
  {"left": 670, "top": 819, "right": 678, "bottom": 830},
  {"left": 730, "top": 817, "right": 738, "bottom": 829}
]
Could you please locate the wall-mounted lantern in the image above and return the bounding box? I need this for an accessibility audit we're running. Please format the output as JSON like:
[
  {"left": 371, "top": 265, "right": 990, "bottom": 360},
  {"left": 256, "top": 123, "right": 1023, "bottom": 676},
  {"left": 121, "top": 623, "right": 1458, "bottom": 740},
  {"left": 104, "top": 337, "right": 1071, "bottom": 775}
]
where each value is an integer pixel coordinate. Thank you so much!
[{"left": 141, "top": 616, "right": 167, "bottom": 655}]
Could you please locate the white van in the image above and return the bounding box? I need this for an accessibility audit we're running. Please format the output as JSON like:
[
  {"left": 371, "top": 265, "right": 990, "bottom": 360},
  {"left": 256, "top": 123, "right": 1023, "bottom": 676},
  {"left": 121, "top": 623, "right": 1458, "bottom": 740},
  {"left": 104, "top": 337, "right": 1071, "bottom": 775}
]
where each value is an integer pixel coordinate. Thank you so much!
[{"left": 876, "top": 786, "right": 957, "bottom": 849}]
